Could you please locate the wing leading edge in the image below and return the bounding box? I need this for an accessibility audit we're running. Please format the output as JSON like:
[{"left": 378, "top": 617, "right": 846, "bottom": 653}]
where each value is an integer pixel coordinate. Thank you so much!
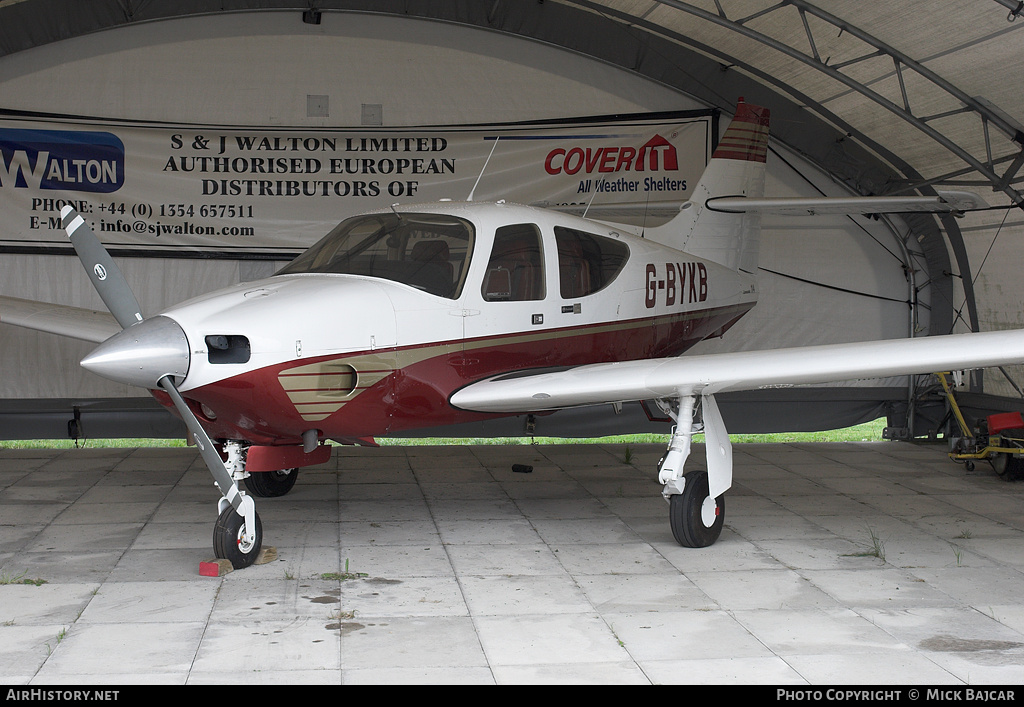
[
  {"left": 0, "top": 295, "right": 119, "bottom": 343},
  {"left": 450, "top": 329, "right": 1024, "bottom": 414}
]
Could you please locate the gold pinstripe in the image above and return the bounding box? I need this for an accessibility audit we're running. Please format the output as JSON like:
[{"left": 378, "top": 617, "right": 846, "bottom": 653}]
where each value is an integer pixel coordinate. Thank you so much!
[{"left": 276, "top": 303, "right": 752, "bottom": 422}]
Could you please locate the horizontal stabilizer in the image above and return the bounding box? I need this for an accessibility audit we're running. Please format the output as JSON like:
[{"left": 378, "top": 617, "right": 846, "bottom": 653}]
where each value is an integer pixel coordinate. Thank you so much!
[
  {"left": 451, "top": 329, "right": 1024, "bottom": 413},
  {"left": 0, "top": 295, "right": 120, "bottom": 343},
  {"left": 707, "top": 190, "right": 987, "bottom": 215}
]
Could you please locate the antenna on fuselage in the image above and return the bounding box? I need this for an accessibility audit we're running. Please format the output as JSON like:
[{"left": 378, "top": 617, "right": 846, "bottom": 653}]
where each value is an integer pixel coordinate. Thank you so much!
[
  {"left": 389, "top": 202, "right": 404, "bottom": 224},
  {"left": 468, "top": 136, "right": 499, "bottom": 202},
  {"left": 581, "top": 130, "right": 664, "bottom": 234},
  {"left": 640, "top": 187, "right": 653, "bottom": 239},
  {"left": 582, "top": 175, "right": 607, "bottom": 220},
  {"left": 582, "top": 130, "right": 653, "bottom": 219}
]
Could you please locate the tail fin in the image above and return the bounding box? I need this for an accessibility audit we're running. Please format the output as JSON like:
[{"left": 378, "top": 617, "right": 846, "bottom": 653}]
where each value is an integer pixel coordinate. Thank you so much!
[{"left": 647, "top": 99, "right": 770, "bottom": 274}]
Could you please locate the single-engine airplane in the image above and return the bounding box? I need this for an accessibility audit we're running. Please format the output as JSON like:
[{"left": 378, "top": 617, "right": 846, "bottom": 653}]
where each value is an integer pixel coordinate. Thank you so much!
[{"left": 4, "top": 99, "right": 1024, "bottom": 567}]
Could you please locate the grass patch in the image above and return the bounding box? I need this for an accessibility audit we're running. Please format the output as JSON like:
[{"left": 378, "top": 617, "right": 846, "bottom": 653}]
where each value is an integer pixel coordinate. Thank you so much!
[
  {"left": 0, "top": 419, "right": 889, "bottom": 449},
  {"left": 377, "top": 418, "right": 890, "bottom": 446},
  {"left": 842, "top": 526, "right": 887, "bottom": 561},
  {"left": 0, "top": 571, "right": 47, "bottom": 586},
  {"left": 321, "top": 559, "right": 368, "bottom": 582},
  {"left": 0, "top": 438, "right": 188, "bottom": 450}
]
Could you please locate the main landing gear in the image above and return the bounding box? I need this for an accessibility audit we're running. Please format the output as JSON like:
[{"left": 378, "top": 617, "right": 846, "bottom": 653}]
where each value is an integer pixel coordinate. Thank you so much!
[
  {"left": 669, "top": 470, "right": 725, "bottom": 547},
  {"left": 656, "top": 392, "right": 732, "bottom": 548},
  {"left": 244, "top": 467, "right": 299, "bottom": 497}
]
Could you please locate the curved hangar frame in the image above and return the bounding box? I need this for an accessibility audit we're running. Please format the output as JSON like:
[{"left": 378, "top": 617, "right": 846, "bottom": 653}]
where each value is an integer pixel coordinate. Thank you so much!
[{"left": 0, "top": 0, "right": 1023, "bottom": 439}]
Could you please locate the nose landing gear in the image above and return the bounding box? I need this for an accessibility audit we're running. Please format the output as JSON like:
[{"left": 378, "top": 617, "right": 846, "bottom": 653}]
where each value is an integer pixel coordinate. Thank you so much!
[{"left": 213, "top": 503, "right": 264, "bottom": 569}]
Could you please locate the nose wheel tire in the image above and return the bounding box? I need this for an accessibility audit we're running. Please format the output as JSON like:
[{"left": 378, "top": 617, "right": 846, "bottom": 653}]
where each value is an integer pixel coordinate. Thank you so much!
[
  {"left": 213, "top": 505, "right": 263, "bottom": 569},
  {"left": 244, "top": 468, "right": 299, "bottom": 497},
  {"left": 669, "top": 469, "right": 725, "bottom": 548}
]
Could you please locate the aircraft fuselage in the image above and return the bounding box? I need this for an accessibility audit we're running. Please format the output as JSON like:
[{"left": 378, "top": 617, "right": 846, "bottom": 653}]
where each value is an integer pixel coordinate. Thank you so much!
[{"left": 150, "top": 201, "right": 758, "bottom": 445}]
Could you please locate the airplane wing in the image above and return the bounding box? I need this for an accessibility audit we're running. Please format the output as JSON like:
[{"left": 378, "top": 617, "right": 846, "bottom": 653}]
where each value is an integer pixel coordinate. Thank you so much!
[
  {"left": 450, "top": 329, "right": 1024, "bottom": 413},
  {"left": 454, "top": 328, "right": 1024, "bottom": 521},
  {"left": 0, "top": 295, "right": 119, "bottom": 343}
]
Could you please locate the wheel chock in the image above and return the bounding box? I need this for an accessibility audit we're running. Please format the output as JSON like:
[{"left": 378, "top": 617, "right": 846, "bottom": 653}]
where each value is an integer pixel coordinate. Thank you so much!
[
  {"left": 199, "top": 558, "right": 234, "bottom": 577},
  {"left": 199, "top": 546, "right": 277, "bottom": 575},
  {"left": 255, "top": 546, "right": 277, "bottom": 565}
]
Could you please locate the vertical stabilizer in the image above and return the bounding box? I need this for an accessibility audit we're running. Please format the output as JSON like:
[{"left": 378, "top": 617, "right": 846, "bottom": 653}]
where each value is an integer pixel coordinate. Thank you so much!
[{"left": 647, "top": 99, "right": 770, "bottom": 274}]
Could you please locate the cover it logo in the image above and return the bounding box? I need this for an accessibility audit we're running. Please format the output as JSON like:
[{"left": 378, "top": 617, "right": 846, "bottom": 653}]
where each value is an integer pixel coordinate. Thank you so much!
[
  {"left": 0, "top": 129, "right": 125, "bottom": 193},
  {"left": 545, "top": 135, "right": 679, "bottom": 176}
]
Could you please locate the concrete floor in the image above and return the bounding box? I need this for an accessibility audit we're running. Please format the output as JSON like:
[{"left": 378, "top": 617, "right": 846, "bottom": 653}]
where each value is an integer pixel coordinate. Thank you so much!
[{"left": 1, "top": 440, "right": 1023, "bottom": 684}]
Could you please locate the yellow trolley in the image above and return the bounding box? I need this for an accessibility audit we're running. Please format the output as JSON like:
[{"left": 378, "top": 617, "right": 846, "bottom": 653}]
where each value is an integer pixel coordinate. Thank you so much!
[{"left": 939, "top": 372, "right": 1024, "bottom": 476}]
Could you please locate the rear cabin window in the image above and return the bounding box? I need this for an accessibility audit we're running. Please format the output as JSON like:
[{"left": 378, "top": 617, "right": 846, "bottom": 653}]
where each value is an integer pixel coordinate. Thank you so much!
[
  {"left": 276, "top": 212, "right": 474, "bottom": 299},
  {"left": 555, "top": 227, "right": 629, "bottom": 298},
  {"left": 481, "top": 224, "right": 545, "bottom": 302}
]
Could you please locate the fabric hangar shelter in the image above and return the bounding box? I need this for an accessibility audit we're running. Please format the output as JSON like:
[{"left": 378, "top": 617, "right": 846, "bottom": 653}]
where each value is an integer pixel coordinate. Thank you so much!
[{"left": 0, "top": 0, "right": 1022, "bottom": 441}]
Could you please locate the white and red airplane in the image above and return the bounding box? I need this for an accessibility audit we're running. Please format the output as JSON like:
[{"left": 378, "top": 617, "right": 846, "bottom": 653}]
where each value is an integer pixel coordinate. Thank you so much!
[{"left": 4, "top": 100, "right": 1024, "bottom": 567}]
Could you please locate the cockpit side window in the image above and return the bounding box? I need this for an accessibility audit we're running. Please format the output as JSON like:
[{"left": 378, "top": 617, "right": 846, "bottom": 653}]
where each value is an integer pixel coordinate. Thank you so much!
[
  {"left": 276, "top": 213, "right": 474, "bottom": 299},
  {"left": 555, "top": 226, "right": 629, "bottom": 298},
  {"left": 481, "top": 224, "right": 545, "bottom": 302}
]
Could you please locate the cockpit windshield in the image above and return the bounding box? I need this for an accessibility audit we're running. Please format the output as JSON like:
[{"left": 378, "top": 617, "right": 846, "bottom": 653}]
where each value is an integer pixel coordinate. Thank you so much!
[{"left": 277, "top": 212, "right": 475, "bottom": 299}]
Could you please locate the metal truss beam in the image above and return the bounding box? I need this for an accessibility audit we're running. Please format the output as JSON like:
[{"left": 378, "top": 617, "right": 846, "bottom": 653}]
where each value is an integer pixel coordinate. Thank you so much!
[{"left": 605, "top": 0, "right": 1024, "bottom": 207}]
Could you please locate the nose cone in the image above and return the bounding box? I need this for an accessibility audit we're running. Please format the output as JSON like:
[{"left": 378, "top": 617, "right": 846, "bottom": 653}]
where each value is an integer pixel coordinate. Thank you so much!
[{"left": 81, "top": 315, "right": 190, "bottom": 389}]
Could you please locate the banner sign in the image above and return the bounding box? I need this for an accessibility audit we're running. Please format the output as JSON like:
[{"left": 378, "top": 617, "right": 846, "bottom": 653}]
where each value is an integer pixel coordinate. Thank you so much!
[{"left": 0, "top": 111, "right": 712, "bottom": 258}]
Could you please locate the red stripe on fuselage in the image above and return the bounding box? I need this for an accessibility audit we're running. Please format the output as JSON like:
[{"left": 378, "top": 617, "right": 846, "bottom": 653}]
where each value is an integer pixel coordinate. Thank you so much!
[{"left": 167, "top": 302, "right": 753, "bottom": 444}]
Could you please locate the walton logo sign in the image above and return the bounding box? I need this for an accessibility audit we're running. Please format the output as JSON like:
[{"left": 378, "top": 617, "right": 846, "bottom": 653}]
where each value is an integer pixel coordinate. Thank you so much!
[
  {"left": 544, "top": 134, "right": 679, "bottom": 176},
  {"left": 0, "top": 129, "right": 125, "bottom": 193}
]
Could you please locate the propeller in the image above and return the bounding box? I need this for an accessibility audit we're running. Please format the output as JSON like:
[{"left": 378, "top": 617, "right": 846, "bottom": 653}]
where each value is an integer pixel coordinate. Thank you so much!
[
  {"left": 61, "top": 207, "right": 143, "bottom": 329},
  {"left": 60, "top": 205, "right": 261, "bottom": 567}
]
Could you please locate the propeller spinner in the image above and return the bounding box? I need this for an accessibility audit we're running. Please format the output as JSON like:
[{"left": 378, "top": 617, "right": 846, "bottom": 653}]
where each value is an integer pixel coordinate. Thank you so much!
[{"left": 79, "top": 315, "right": 189, "bottom": 389}]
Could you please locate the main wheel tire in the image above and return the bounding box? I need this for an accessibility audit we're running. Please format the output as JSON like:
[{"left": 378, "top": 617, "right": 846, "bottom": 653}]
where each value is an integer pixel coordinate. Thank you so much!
[
  {"left": 669, "top": 469, "right": 725, "bottom": 548},
  {"left": 213, "top": 506, "right": 263, "bottom": 569},
  {"left": 244, "top": 468, "right": 298, "bottom": 497}
]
